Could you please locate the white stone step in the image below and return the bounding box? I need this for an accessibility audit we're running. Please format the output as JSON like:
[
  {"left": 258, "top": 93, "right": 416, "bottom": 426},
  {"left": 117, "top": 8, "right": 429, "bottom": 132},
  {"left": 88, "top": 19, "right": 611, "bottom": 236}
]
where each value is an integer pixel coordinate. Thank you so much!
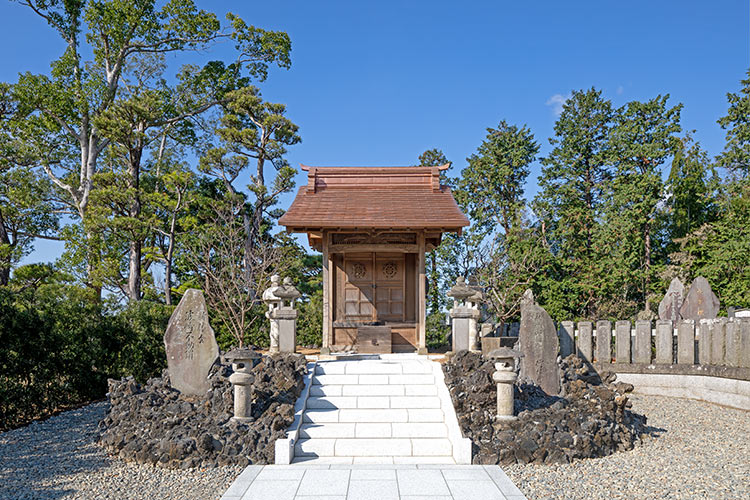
[
  {"left": 306, "top": 394, "right": 441, "bottom": 410},
  {"left": 294, "top": 438, "right": 454, "bottom": 457},
  {"left": 290, "top": 456, "right": 457, "bottom": 464},
  {"left": 298, "top": 422, "right": 448, "bottom": 439},
  {"left": 314, "top": 361, "right": 434, "bottom": 376},
  {"left": 302, "top": 408, "right": 445, "bottom": 423}
]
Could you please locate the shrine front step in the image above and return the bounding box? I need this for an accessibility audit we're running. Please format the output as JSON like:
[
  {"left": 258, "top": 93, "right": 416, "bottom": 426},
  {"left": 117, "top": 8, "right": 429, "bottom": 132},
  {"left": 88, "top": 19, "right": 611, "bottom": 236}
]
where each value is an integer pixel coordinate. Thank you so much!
[{"left": 288, "top": 356, "right": 471, "bottom": 464}]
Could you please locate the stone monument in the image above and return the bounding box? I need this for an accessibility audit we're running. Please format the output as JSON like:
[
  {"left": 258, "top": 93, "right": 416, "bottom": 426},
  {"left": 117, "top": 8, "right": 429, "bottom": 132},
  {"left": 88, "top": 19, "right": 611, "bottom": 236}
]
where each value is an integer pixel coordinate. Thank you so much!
[
  {"left": 679, "top": 276, "right": 720, "bottom": 321},
  {"left": 658, "top": 277, "right": 685, "bottom": 321},
  {"left": 518, "top": 290, "right": 561, "bottom": 395},
  {"left": 163, "top": 289, "right": 220, "bottom": 396}
]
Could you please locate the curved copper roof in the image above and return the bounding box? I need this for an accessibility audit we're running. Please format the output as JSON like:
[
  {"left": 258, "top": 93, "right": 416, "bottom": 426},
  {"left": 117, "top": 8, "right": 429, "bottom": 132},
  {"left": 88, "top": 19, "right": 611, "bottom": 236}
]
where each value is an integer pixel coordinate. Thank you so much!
[{"left": 279, "top": 165, "right": 469, "bottom": 233}]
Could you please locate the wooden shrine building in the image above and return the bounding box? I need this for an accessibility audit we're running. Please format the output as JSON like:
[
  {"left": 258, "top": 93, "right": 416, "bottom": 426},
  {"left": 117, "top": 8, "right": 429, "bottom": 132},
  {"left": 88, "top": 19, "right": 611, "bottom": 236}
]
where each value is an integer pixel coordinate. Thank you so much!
[{"left": 279, "top": 165, "right": 469, "bottom": 354}]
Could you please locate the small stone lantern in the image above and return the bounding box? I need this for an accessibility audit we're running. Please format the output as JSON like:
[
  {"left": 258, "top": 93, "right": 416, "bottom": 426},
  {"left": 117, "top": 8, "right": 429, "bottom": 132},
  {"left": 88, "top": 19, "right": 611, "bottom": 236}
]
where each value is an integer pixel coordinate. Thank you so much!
[
  {"left": 262, "top": 275, "right": 301, "bottom": 353},
  {"left": 225, "top": 348, "right": 262, "bottom": 423},
  {"left": 488, "top": 347, "right": 523, "bottom": 422},
  {"left": 448, "top": 277, "right": 482, "bottom": 352}
]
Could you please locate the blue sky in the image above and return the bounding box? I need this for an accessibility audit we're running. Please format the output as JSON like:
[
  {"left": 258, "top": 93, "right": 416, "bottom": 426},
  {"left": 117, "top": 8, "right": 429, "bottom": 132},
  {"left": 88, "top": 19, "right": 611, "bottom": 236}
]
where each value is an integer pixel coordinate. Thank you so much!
[{"left": 2, "top": 0, "right": 748, "bottom": 265}]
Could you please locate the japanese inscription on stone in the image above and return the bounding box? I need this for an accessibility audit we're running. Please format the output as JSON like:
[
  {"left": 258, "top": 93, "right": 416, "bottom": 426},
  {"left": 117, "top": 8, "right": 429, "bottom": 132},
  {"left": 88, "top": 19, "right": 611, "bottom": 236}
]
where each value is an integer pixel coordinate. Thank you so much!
[{"left": 164, "top": 289, "right": 219, "bottom": 396}]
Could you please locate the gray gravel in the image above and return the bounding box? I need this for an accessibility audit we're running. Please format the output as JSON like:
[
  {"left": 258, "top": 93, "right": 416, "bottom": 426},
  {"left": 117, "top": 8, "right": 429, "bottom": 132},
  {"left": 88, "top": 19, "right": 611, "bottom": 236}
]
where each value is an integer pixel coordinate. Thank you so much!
[
  {"left": 0, "top": 402, "right": 242, "bottom": 500},
  {"left": 2, "top": 395, "right": 749, "bottom": 499},
  {"left": 505, "top": 394, "right": 750, "bottom": 500}
]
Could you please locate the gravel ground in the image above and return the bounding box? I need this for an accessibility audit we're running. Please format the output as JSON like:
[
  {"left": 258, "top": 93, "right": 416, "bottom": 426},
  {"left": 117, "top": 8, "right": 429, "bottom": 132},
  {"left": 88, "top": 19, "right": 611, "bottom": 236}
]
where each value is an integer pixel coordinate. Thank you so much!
[
  {"left": 0, "top": 402, "right": 243, "bottom": 500},
  {"left": 2, "top": 395, "right": 748, "bottom": 500},
  {"left": 505, "top": 394, "right": 750, "bottom": 500}
]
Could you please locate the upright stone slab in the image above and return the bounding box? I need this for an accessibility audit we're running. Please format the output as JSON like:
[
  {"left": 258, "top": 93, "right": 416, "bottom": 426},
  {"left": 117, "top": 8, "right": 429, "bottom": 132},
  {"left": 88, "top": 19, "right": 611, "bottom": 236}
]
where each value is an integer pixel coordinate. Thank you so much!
[
  {"left": 577, "top": 321, "right": 593, "bottom": 362},
  {"left": 595, "top": 320, "right": 612, "bottom": 363},
  {"left": 710, "top": 319, "right": 726, "bottom": 366},
  {"left": 679, "top": 277, "right": 720, "bottom": 321},
  {"left": 677, "top": 319, "right": 696, "bottom": 364},
  {"left": 559, "top": 321, "right": 575, "bottom": 358},
  {"left": 615, "top": 320, "right": 632, "bottom": 363},
  {"left": 725, "top": 319, "right": 740, "bottom": 367},
  {"left": 655, "top": 320, "right": 673, "bottom": 364},
  {"left": 519, "top": 302, "right": 560, "bottom": 395},
  {"left": 740, "top": 320, "right": 750, "bottom": 368},
  {"left": 164, "top": 289, "right": 219, "bottom": 396},
  {"left": 698, "top": 319, "right": 713, "bottom": 365},
  {"left": 633, "top": 320, "right": 652, "bottom": 364},
  {"left": 658, "top": 277, "right": 685, "bottom": 321}
]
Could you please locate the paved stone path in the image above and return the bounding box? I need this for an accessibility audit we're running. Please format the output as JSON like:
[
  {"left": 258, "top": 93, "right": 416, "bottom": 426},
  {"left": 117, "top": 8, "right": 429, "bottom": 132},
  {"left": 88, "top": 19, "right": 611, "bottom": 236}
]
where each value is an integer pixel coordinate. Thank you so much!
[{"left": 220, "top": 464, "right": 528, "bottom": 500}]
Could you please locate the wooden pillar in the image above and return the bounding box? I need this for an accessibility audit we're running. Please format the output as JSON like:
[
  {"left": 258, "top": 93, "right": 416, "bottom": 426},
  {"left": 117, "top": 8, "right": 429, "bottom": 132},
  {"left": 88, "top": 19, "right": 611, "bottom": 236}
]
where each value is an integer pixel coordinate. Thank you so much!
[
  {"left": 321, "top": 231, "right": 331, "bottom": 355},
  {"left": 417, "top": 231, "right": 427, "bottom": 354}
]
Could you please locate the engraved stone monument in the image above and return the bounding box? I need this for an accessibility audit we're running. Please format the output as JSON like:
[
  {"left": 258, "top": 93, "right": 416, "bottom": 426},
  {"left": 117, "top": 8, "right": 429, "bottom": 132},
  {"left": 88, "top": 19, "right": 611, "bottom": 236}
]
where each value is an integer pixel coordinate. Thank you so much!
[
  {"left": 164, "top": 288, "right": 220, "bottom": 396},
  {"left": 658, "top": 277, "right": 685, "bottom": 321},
  {"left": 518, "top": 290, "right": 561, "bottom": 395},
  {"left": 679, "top": 276, "right": 720, "bottom": 321}
]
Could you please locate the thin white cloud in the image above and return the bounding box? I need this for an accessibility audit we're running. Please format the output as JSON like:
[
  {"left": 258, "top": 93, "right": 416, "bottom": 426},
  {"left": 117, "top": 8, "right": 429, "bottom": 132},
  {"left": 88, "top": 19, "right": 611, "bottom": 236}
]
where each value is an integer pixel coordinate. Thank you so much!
[
  {"left": 616, "top": 85, "right": 624, "bottom": 95},
  {"left": 546, "top": 93, "right": 569, "bottom": 116}
]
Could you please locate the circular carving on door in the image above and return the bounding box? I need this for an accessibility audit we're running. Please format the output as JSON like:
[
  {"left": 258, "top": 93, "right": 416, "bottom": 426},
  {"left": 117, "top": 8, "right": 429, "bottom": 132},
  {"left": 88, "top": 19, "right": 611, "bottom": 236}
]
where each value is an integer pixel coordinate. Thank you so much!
[
  {"left": 352, "top": 262, "right": 366, "bottom": 279},
  {"left": 382, "top": 261, "right": 397, "bottom": 279}
]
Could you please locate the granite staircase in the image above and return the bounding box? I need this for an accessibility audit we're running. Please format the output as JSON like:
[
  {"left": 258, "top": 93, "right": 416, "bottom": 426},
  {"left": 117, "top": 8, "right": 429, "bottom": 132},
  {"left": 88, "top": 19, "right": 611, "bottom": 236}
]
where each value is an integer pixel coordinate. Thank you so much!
[{"left": 287, "top": 355, "right": 471, "bottom": 464}]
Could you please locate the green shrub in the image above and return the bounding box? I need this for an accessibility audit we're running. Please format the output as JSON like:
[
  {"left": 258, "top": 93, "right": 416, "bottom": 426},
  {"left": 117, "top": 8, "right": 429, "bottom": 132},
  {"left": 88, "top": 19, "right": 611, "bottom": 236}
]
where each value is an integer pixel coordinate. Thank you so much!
[{"left": 426, "top": 311, "right": 450, "bottom": 350}]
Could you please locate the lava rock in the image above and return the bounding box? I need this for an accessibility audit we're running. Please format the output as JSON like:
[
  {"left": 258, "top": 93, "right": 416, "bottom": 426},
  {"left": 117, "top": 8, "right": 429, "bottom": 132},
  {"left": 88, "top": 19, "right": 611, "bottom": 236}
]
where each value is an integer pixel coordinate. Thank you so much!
[
  {"left": 98, "top": 353, "right": 306, "bottom": 469},
  {"left": 443, "top": 351, "right": 648, "bottom": 465}
]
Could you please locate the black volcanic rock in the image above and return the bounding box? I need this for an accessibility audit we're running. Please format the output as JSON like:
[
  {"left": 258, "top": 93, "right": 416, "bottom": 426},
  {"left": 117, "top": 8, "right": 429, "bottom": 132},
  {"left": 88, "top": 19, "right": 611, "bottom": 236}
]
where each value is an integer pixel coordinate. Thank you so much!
[
  {"left": 443, "top": 351, "right": 648, "bottom": 465},
  {"left": 98, "top": 353, "right": 306, "bottom": 469}
]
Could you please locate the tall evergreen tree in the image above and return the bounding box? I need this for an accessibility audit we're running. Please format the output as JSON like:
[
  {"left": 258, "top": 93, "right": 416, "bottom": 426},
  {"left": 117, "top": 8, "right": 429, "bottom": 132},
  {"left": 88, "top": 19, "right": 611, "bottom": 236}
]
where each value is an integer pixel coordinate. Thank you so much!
[
  {"left": 533, "top": 88, "right": 614, "bottom": 318},
  {"left": 417, "top": 148, "right": 449, "bottom": 315},
  {"left": 717, "top": 69, "right": 750, "bottom": 178},
  {"left": 666, "top": 134, "right": 718, "bottom": 249},
  {"left": 605, "top": 95, "right": 682, "bottom": 313}
]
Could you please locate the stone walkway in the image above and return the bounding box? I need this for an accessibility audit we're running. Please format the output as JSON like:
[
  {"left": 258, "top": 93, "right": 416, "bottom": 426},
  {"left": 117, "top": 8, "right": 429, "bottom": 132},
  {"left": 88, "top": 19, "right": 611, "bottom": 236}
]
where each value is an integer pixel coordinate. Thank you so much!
[{"left": 220, "top": 464, "right": 528, "bottom": 500}]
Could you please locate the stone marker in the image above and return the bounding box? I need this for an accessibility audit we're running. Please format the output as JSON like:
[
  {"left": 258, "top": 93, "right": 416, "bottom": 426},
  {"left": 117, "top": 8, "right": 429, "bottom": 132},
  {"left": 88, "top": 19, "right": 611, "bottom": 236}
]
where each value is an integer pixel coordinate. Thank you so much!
[
  {"left": 633, "top": 320, "right": 652, "bottom": 364},
  {"left": 739, "top": 320, "right": 750, "bottom": 368},
  {"left": 595, "top": 320, "right": 612, "bottom": 363},
  {"left": 655, "top": 320, "right": 673, "bottom": 364},
  {"left": 577, "top": 321, "right": 593, "bottom": 362},
  {"left": 698, "top": 319, "right": 712, "bottom": 365},
  {"left": 615, "top": 320, "right": 631, "bottom": 363},
  {"left": 164, "top": 289, "right": 220, "bottom": 396},
  {"left": 448, "top": 277, "right": 480, "bottom": 352},
  {"left": 710, "top": 318, "right": 726, "bottom": 366},
  {"left": 725, "top": 319, "right": 740, "bottom": 367},
  {"left": 658, "top": 277, "right": 685, "bottom": 321},
  {"left": 559, "top": 321, "right": 575, "bottom": 358},
  {"left": 519, "top": 294, "right": 560, "bottom": 395},
  {"left": 679, "top": 277, "right": 720, "bottom": 321},
  {"left": 677, "top": 319, "right": 696, "bottom": 364}
]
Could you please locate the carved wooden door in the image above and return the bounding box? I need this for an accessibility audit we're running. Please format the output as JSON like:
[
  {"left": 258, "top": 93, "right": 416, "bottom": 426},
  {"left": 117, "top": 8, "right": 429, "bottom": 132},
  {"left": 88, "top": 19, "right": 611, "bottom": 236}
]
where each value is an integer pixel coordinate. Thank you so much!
[
  {"left": 374, "top": 254, "right": 405, "bottom": 322},
  {"left": 343, "top": 253, "right": 405, "bottom": 323},
  {"left": 343, "top": 255, "right": 374, "bottom": 321}
]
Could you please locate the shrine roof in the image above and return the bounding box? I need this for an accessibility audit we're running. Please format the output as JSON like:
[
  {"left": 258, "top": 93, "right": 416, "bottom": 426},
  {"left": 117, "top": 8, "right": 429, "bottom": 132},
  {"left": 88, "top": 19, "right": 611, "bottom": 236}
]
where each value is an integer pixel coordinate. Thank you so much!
[{"left": 279, "top": 165, "right": 470, "bottom": 232}]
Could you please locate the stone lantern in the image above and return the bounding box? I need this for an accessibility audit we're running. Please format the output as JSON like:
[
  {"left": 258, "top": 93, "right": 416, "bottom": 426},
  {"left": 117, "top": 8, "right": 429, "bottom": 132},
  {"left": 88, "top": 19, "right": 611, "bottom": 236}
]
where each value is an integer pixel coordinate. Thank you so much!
[
  {"left": 262, "top": 275, "right": 301, "bottom": 353},
  {"left": 448, "top": 277, "right": 482, "bottom": 352},
  {"left": 225, "top": 348, "right": 262, "bottom": 423},
  {"left": 488, "top": 347, "right": 523, "bottom": 422}
]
